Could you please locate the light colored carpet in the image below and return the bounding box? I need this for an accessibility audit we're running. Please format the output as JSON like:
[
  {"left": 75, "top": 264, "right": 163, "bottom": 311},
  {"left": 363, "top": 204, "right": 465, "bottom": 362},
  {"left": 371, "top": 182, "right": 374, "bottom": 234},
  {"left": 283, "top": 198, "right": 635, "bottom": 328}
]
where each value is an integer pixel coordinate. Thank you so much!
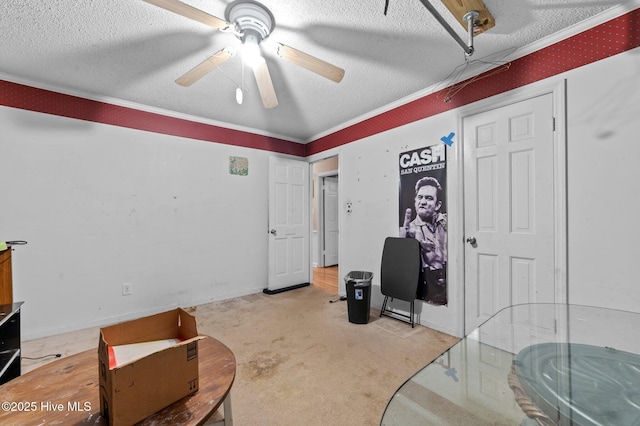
[{"left": 21, "top": 285, "right": 459, "bottom": 425}]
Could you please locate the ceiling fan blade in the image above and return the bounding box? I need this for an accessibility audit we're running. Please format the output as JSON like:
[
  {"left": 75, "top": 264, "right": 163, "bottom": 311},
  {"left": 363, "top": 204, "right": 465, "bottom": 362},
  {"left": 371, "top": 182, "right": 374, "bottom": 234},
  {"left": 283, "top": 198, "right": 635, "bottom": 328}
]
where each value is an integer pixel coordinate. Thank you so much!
[
  {"left": 271, "top": 43, "right": 345, "bottom": 83},
  {"left": 252, "top": 61, "right": 278, "bottom": 109},
  {"left": 143, "top": 0, "right": 231, "bottom": 30},
  {"left": 175, "top": 48, "right": 235, "bottom": 87}
]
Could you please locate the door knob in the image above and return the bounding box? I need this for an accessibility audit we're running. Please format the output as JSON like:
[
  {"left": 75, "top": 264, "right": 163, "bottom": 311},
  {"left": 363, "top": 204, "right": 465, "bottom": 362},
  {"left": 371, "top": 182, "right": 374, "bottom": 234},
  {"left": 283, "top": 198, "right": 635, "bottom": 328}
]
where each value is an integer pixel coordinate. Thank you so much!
[
  {"left": 270, "top": 229, "right": 277, "bottom": 236},
  {"left": 466, "top": 237, "right": 476, "bottom": 244}
]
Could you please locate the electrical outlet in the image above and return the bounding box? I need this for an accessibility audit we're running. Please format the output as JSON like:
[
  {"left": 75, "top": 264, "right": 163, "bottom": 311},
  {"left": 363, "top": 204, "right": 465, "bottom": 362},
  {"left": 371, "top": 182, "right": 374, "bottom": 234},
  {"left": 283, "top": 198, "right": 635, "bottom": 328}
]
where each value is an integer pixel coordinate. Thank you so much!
[{"left": 122, "top": 283, "right": 133, "bottom": 296}]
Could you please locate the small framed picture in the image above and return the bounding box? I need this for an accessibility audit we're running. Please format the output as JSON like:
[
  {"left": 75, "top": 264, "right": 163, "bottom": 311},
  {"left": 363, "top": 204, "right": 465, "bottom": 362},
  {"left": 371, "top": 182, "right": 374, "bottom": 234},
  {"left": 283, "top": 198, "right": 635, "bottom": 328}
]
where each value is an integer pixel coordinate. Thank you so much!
[{"left": 229, "top": 156, "right": 248, "bottom": 176}]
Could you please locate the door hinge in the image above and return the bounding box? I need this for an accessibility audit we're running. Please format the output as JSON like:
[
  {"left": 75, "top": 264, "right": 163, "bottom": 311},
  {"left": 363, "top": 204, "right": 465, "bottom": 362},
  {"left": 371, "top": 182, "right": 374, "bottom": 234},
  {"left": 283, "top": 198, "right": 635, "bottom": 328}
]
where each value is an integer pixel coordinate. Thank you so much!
[{"left": 552, "top": 117, "right": 556, "bottom": 131}]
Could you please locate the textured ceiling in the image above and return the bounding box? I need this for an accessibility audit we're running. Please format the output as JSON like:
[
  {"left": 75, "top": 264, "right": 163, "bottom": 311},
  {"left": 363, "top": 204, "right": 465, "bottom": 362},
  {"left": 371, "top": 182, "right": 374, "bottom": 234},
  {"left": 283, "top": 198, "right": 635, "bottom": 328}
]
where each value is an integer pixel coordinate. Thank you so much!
[{"left": 0, "top": 0, "right": 634, "bottom": 142}]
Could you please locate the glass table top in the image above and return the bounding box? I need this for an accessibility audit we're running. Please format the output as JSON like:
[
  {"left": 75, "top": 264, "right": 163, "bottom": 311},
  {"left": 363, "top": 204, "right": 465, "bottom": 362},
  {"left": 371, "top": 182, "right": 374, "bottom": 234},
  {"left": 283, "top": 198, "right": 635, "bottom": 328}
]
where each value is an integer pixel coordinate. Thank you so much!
[{"left": 381, "top": 304, "right": 640, "bottom": 426}]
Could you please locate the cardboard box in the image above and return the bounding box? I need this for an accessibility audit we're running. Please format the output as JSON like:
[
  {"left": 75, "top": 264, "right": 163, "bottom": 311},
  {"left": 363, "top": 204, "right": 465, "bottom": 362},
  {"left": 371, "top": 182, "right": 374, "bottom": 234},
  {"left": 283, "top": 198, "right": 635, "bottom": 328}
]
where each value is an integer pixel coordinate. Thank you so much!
[{"left": 98, "top": 308, "right": 202, "bottom": 425}]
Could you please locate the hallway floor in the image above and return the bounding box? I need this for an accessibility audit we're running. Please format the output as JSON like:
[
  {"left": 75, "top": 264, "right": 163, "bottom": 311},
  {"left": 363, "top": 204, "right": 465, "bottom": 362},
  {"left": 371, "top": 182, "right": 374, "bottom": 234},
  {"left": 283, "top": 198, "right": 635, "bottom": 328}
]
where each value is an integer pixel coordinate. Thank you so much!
[{"left": 312, "top": 265, "right": 339, "bottom": 295}]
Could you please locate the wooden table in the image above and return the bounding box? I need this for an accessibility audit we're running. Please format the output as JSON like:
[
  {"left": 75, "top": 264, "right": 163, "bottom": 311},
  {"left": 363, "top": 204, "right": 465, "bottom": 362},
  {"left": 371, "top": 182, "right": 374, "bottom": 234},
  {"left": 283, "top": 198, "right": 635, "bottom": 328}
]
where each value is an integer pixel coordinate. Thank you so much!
[{"left": 0, "top": 335, "right": 235, "bottom": 425}]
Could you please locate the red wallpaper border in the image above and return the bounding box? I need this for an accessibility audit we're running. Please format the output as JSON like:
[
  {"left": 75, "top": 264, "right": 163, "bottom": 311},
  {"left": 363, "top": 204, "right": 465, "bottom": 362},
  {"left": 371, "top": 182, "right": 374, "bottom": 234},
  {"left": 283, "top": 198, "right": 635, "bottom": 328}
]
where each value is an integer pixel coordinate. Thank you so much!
[{"left": 0, "top": 80, "right": 305, "bottom": 157}]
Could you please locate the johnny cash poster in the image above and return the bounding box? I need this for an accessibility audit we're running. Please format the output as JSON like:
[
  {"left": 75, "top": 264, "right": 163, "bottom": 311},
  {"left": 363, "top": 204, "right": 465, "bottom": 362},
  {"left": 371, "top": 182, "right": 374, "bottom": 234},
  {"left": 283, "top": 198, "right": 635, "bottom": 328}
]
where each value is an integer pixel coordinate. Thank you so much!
[{"left": 399, "top": 144, "right": 448, "bottom": 305}]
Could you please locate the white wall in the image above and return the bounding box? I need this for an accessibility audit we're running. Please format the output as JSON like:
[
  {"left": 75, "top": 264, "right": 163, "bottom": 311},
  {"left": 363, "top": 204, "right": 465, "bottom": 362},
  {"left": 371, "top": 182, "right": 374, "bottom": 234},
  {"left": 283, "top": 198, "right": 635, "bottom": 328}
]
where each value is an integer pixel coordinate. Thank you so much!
[
  {"left": 335, "top": 111, "right": 462, "bottom": 336},
  {"left": 323, "top": 46, "right": 640, "bottom": 337},
  {"left": 1, "top": 107, "right": 270, "bottom": 339},
  {"left": 3, "top": 47, "right": 640, "bottom": 341},
  {"left": 565, "top": 46, "right": 640, "bottom": 311}
]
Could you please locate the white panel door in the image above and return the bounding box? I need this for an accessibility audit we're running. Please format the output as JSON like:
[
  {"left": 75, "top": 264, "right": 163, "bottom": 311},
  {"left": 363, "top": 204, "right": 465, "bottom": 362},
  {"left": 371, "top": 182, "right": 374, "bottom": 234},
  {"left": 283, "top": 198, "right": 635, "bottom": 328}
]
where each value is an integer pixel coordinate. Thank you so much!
[
  {"left": 268, "top": 156, "right": 310, "bottom": 291},
  {"left": 464, "top": 93, "right": 556, "bottom": 334},
  {"left": 323, "top": 176, "right": 339, "bottom": 267}
]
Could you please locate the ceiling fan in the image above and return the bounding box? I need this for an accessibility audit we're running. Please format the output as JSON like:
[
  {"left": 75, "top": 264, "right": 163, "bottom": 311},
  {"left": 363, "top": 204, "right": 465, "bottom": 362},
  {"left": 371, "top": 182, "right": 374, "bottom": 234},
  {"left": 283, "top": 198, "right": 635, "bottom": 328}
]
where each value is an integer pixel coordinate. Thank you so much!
[{"left": 143, "top": 0, "right": 346, "bottom": 108}]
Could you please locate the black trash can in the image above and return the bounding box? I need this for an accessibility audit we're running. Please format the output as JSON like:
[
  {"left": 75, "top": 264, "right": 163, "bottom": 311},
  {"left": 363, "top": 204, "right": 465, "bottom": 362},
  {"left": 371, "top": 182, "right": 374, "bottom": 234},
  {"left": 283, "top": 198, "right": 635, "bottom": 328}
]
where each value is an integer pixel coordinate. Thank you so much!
[{"left": 344, "top": 271, "right": 373, "bottom": 324}]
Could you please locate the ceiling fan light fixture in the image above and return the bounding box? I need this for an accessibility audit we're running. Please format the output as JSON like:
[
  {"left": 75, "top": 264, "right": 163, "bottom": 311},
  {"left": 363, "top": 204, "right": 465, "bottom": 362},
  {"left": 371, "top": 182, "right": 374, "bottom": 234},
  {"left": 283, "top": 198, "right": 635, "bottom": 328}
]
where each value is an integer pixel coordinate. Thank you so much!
[{"left": 242, "top": 32, "right": 265, "bottom": 69}]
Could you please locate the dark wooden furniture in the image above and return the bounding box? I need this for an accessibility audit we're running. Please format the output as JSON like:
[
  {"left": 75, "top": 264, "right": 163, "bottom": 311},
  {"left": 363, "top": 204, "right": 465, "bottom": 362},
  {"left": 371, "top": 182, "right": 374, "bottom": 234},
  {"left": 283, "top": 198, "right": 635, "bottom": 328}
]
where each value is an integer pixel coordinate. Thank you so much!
[
  {"left": 0, "top": 302, "right": 23, "bottom": 385},
  {"left": 0, "top": 335, "right": 235, "bottom": 425},
  {"left": 0, "top": 248, "right": 13, "bottom": 305}
]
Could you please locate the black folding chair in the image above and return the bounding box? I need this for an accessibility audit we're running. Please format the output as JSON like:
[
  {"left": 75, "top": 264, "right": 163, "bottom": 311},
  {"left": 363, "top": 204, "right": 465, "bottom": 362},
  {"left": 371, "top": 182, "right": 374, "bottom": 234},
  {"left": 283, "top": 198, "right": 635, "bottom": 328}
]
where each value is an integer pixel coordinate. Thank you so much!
[{"left": 379, "top": 237, "right": 422, "bottom": 328}]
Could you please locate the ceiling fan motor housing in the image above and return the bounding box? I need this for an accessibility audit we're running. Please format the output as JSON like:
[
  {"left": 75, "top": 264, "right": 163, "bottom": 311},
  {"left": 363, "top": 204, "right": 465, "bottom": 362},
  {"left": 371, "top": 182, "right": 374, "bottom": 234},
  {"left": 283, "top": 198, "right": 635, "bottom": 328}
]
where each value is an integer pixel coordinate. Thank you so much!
[{"left": 227, "top": 1, "right": 275, "bottom": 42}]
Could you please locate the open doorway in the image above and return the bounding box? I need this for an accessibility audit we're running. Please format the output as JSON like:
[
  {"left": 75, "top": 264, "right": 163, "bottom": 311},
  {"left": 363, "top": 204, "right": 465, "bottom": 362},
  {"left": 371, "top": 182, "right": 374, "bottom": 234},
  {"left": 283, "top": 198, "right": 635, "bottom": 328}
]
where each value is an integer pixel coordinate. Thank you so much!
[{"left": 312, "top": 157, "right": 339, "bottom": 295}]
